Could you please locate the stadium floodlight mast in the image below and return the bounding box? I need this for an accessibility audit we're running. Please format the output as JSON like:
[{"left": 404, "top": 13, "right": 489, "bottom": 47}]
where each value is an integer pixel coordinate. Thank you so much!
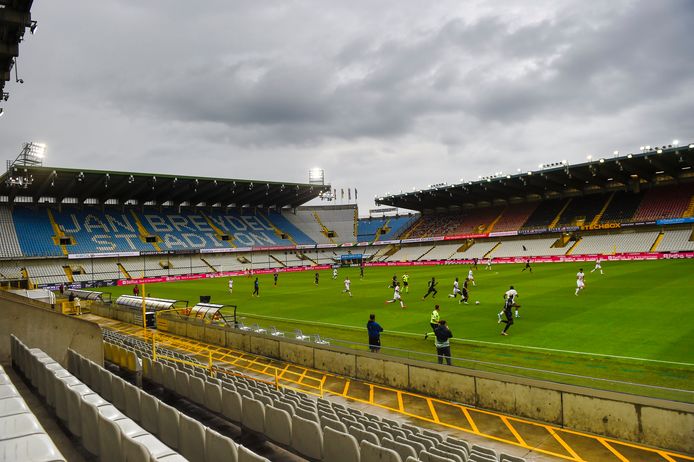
[
  {"left": 308, "top": 168, "right": 325, "bottom": 185},
  {"left": 10, "top": 142, "right": 46, "bottom": 168}
]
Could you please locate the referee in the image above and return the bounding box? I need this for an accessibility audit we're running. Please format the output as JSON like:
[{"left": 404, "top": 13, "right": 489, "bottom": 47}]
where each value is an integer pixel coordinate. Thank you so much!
[{"left": 424, "top": 305, "right": 440, "bottom": 340}]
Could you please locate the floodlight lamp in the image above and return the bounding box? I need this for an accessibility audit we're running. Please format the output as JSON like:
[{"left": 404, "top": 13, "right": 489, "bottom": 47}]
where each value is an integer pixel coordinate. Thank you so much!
[
  {"left": 657, "top": 149, "right": 663, "bottom": 154},
  {"left": 613, "top": 150, "right": 619, "bottom": 155},
  {"left": 689, "top": 144, "right": 694, "bottom": 149},
  {"left": 639, "top": 146, "right": 644, "bottom": 151},
  {"left": 538, "top": 163, "right": 543, "bottom": 169},
  {"left": 672, "top": 139, "right": 679, "bottom": 147},
  {"left": 627, "top": 154, "right": 633, "bottom": 159},
  {"left": 645, "top": 145, "right": 651, "bottom": 150},
  {"left": 586, "top": 155, "right": 593, "bottom": 160}
]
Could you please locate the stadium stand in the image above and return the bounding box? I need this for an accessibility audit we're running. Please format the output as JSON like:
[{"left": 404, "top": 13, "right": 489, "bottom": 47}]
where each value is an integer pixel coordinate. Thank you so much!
[
  {"left": 386, "top": 245, "right": 435, "bottom": 262},
  {"left": 282, "top": 206, "right": 357, "bottom": 244},
  {"left": 570, "top": 230, "right": 661, "bottom": 254},
  {"left": 357, "top": 215, "right": 416, "bottom": 242},
  {"left": 0, "top": 362, "right": 66, "bottom": 461},
  {"left": 491, "top": 203, "right": 539, "bottom": 233},
  {"left": 651, "top": 228, "right": 694, "bottom": 252},
  {"left": 488, "top": 237, "right": 568, "bottom": 258},
  {"left": 51, "top": 207, "right": 157, "bottom": 254},
  {"left": 599, "top": 191, "right": 644, "bottom": 224},
  {"left": 101, "top": 329, "right": 519, "bottom": 462},
  {"left": 11, "top": 207, "right": 61, "bottom": 257},
  {"left": 520, "top": 199, "right": 566, "bottom": 230},
  {"left": 555, "top": 195, "right": 607, "bottom": 227},
  {"left": 264, "top": 210, "right": 315, "bottom": 245},
  {"left": 633, "top": 184, "right": 694, "bottom": 221},
  {"left": 0, "top": 206, "right": 23, "bottom": 258},
  {"left": 449, "top": 241, "right": 500, "bottom": 260}
]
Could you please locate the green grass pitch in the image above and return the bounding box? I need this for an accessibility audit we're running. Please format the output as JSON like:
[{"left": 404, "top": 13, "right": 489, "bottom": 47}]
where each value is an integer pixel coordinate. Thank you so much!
[{"left": 106, "top": 259, "right": 694, "bottom": 402}]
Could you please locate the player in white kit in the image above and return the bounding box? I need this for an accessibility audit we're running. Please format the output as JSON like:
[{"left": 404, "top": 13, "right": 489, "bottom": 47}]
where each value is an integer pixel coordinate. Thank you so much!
[
  {"left": 333, "top": 268, "right": 338, "bottom": 279},
  {"left": 342, "top": 277, "right": 352, "bottom": 297},
  {"left": 467, "top": 268, "right": 476, "bottom": 286},
  {"left": 385, "top": 283, "right": 406, "bottom": 309},
  {"left": 228, "top": 278, "right": 234, "bottom": 294},
  {"left": 590, "top": 258, "right": 604, "bottom": 274},
  {"left": 448, "top": 277, "right": 462, "bottom": 298},
  {"left": 575, "top": 269, "right": 585, "bottom": 295}
]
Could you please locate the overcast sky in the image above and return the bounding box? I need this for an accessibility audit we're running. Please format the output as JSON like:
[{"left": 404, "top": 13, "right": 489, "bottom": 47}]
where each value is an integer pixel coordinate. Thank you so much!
[{"left": 1, "top": 0, "right": 692, "bottom": 215}]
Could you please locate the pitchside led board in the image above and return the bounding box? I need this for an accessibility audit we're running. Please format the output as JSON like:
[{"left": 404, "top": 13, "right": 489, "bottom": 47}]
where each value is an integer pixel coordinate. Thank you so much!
[{"left": 340, "top": 254, "right": 363, "bottom": 267}]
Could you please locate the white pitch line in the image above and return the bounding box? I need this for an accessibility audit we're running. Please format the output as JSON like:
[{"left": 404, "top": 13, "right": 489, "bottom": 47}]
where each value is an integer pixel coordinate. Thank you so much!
[{"left": 238, "top": 311, "right": 694, "bottom": 368}]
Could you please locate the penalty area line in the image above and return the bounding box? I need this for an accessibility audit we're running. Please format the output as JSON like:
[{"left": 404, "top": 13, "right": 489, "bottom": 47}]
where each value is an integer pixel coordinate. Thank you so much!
[{"left": 236, "top": 312, "right": 694, "bottom": 368}]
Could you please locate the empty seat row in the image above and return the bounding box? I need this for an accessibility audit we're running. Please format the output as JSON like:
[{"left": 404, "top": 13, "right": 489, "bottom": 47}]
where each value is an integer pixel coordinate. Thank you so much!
[
  {"left": 11, "top": 334, "right": 187, "bottom": 462},
  {"left": 104, "top": 329, "right": 525, "bottom": 462},
  {"left": 0, "top": 363, "right": 66, "bottom": 461},
  {"left": 69, "top": 348, "right": 267, "bottom": 462},
  {"left": 135, "top": 348, "right": 524, "bottom": 462}
]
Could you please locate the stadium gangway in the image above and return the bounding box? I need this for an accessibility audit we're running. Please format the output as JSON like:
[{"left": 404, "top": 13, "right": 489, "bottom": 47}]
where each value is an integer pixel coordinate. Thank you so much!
[{"left": 67, "top": 288, "right": 112, "bottom": 304}]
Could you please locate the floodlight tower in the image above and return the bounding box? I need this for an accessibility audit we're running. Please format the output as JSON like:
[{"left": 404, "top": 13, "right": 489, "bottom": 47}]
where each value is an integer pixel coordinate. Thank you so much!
[
  {"left": 308, "top": 168, "right": 325, "bottom": 185},
  {"left": 11, "top": 142, "right": 46, "bottom": 168},
  {"left": 4, "top": 142, "right": 46, "bottom": 188}
]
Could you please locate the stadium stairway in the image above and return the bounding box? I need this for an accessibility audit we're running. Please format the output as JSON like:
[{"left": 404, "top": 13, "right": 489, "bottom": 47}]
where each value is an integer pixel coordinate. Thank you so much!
[
  {"left": 547, "top": 199, "right": 572, "bottom": 229},
  {"left": 79, "top": 314, "right": 694, "bottom": 462},
  {"left": 590, "top": 192, "right": 615, "bottom": 227}
]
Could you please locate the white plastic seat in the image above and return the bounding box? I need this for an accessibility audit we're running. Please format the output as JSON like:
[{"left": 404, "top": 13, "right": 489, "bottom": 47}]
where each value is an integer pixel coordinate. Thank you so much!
[
  {"left": 205, "top": 427, "right": 238, "bottom": 462},
  {"left": 0, "top": 413, "right": 44, "bottom": 441},
  {"left": 0, "top": 433, "right": 66, "bottom": 462},
  {"left": 179, "top": 414, "right": 206, "bottom": 462},
  {"left": 323, "top": 426, "right": 360, "bottom": 462},
  {"left": 291, "top": 415, "right": 323, "bottom": 460},
  {"left": 241, "top": 397, "right": 265, "bottom": 434},
  {"left": 360, "top": 440, "right": 402, "bottom": 462},
  {"left": 264, "top": 405, "right": 292, "bottom": 446},
  {"left": 157, "top": 402, "right": 180, "bottom": 450},
  {"left": 203, "top": 382, "right": 223, "bottom": 414}
]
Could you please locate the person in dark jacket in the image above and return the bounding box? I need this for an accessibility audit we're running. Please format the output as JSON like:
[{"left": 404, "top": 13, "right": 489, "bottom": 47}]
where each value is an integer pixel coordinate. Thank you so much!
[
  {"left": 434, "top": 320, "right": 453, "bottom": 365},
  {"left": 366, "top": 314, "right": 384, "bottom": 353}
]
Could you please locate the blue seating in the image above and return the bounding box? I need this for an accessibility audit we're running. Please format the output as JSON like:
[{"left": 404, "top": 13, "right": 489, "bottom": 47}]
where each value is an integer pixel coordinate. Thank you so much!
[
  {"left": 52, "top": 207, "right": 156, "bottom": 254},
  {"left": 357, "top": 216, "right": 415, "bottom": 242},
  {"left": 265, "top": 211, "right": 315, "bottom": 245},
  {"left": 12, "top": 207, "right": 61, "bottom": 257}
]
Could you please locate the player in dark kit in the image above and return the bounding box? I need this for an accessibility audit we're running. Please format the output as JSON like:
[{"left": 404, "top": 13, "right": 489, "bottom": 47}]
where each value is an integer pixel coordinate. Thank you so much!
[
  {"left": 521, "top": 258, "right": 532, "bottom": 272},
  {"left": 422, "top": 277, "right": 438, "bottom": 300},
  {"left": 273, "top": 271, "right": 278, "bottom": 286},
  {"left": 252, "top": 277, "right": 260, "bottom": 297},
  {"left": 459, "top": 278, "right": 470, "bottom": 304},
  {"left": 389, "top": 274, "right": 398, "bottom": 288},
  {"left": 500, "top": 294, "right": 515, "bottom": 335},
  {"left": 314, "top": 272, "right": 319, "bottom": 286}
]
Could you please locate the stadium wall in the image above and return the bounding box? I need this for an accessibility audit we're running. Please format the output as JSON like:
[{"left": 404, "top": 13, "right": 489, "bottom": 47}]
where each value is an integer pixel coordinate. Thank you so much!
[
  {"left": 0, "top": 291, "right": 103, "bottom": 367},
  {"left": 138, "top": 314, "right": 694, "bottom": 453}
]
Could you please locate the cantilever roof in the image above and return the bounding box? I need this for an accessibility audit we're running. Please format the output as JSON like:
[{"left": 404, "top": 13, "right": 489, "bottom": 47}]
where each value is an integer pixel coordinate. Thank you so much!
[
  {"left": 377, "top": 143, "right": 694, "bottom": 213},
  {"left": 0, "top": 165, "right": 331, "bottom": 208},
  {"left": 0, "top": 0, "right": 33, "bottom": 94}
]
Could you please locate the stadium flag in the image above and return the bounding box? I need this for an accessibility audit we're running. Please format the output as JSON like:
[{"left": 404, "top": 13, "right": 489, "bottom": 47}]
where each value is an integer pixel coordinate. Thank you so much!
[
  {"left": 355, "top": 188, "right": 358, "bottom": 200},
  {"left": 522, "top": 245, "right": 527, "bottom": 251},
  {"left": 348, "top": 188, "right": 351, "bottom": 200},
  {"left": 341, "top": 188, "right": 344, "bottom": 200}
]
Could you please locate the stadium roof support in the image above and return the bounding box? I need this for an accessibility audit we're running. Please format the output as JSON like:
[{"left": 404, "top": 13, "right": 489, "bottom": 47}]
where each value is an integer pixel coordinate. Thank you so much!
[
  {"left": 377, "top": 143, "right": 694, "bottom": 212},
  {"left": 0, "top": 165, "right": 331, "bottom": 208},
  {"left": 0, "top": 0, "right": 34, "bottom": 95}
]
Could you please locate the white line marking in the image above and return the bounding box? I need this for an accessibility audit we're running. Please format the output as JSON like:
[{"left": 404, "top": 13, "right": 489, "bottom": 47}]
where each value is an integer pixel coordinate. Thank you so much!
[{"left": 238, "top": 312, "right": 694, "bottom": 367}]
